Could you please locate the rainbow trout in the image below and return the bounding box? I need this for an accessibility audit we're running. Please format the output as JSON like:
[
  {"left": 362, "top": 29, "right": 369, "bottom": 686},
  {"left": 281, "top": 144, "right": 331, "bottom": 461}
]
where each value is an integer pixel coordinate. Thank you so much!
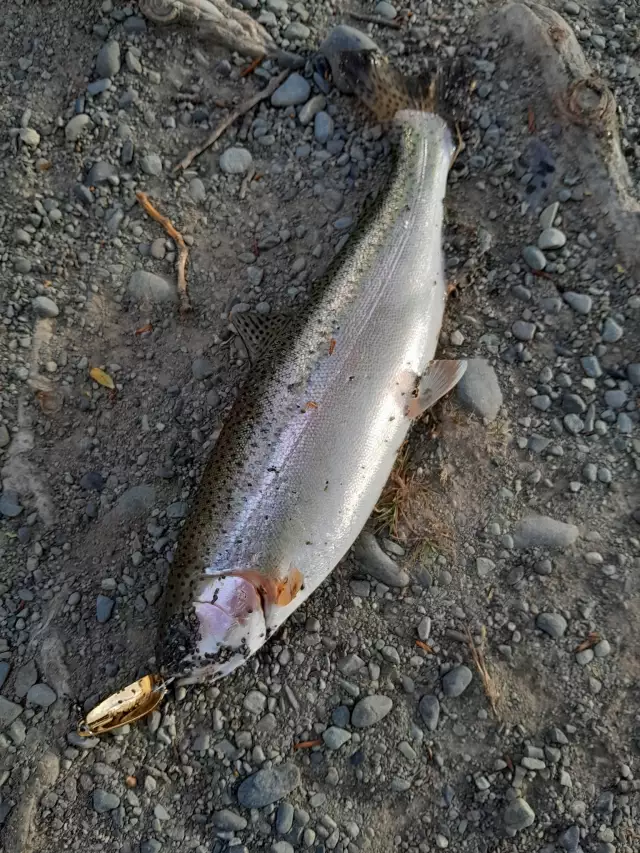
[{"left": 79, "top": 52, "right": 467, "bottom": 735}]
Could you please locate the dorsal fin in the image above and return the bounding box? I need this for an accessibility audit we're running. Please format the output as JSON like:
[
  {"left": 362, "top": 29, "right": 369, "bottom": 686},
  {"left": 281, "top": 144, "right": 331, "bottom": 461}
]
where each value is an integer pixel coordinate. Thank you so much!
[{"left": 229, "top": 310, "right": 291, "bottom": 364}]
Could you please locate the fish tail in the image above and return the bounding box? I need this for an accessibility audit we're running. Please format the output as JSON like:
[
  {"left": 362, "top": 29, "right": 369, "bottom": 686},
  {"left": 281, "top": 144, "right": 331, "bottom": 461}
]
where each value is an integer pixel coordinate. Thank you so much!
[{"left": 338, "top": 50, "right": 470, "bottom": 125}]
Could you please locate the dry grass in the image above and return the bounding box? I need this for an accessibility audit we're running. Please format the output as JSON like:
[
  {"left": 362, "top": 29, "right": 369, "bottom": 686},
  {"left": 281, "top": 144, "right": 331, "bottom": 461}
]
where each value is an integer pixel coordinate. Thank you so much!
[
  {"left": 373, "top": 441, "right": 456, "bottom": 557},
  {"left": 467, "top": 625, "right": 500, "bottom": 718},
  {"left": 485, "top": 416, "right": 511, "bottom": 456}
]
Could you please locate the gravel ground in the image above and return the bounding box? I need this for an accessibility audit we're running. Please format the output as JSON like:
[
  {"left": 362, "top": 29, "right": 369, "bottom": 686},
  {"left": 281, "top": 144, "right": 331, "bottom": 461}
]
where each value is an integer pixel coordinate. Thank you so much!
[{"left": 1, "top": 1, "right": 639, "bottom": 852}]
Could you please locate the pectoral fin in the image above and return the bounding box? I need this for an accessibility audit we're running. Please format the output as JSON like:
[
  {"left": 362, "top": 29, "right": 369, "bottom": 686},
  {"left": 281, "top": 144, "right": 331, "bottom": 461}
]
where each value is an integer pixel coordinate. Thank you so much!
[
  {"left": 225, "top": 566, "right": 304, "bottom": 608},
  {"left": 407, "top": 359, "right": 467, "bottom": 418}
]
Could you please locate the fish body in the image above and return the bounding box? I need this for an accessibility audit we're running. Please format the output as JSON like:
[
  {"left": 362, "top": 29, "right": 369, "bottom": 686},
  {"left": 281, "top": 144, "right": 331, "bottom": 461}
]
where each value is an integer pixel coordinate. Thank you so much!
[{"left": 157, "top": 102, "right": 464, "bottom": 684}]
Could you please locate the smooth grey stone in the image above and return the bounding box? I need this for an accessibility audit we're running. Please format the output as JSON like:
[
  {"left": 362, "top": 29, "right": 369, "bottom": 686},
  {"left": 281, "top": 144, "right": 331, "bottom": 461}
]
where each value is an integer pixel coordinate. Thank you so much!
[
  {"left": 128, "top": 271, "right": 177, "bottom": 304},
  {"left": 537, "top": 612, "right": 567, "bottom": 639},
  {"left": 513, "top": 515, "right": 578, "bottom": 549},
  {"left": 85, "top": 160, "right": 117, "bottom": 185},
  {"left": 504, "top": 798, "right": 535, "bottom": 832},
  {"left": 212, "top": 809, "right": 248, "bottom": 831},
  {"left": 66, "top": 114, "right": 91, "bottom": 141},
  {"left": 96, "top": 595, "right": 114, "bottom": 623},
  {"left": 322, "top": 726, "right": 352, "bottom": 750},
  {"left": 512, "top": 320, "right": 536, "bottom": 341},
  {"left": 189, "top": 178, "right": 206, "bottom": 203},
  {"left": 298, "top": 94, "right": 325, "bottom": 125},
  {"left": 539, "top": 202, "right": 559, "bottom": 230},
  {"left": 353, "top": 532, "right": 409, "bottom": 587},
  {"left": 271, "top": 73, "right": 311, "bottom": 106},
  {"left": 0, "top": 697, "right": 22, "bottom": 729},
  {"left": 276, "top": 802, "right": 295, "bottom": 835},
  {"left": 602, "top": 317, "right": 623, "bottom": 342},
  {"left": 564, "top": 414, "right": 584, "bottom": 434},
  {"left": 74, "top": 184, "right": 94, "bottom": 205},
  {"left": 375, "top": 1, "right": 397, "bottom": 19},
  {"left": 563, "top": 292, "right": 592, "bottom": 314},
  {"left": 604, "top": 389, "right": 627, "bottom": 409},
  {"left": 314, "top": 111, "right": 334, "bottom": 144},
  {"left": 26, "top": 683, "right": 57, "bottom": 707},
  {"left": 109, "top": 485, "right": 156, "bottom": 521},
  {"left": 537, "top": 228, "right": 566, "bottom": 250},
  {"left": 582, "top": 356, "right": 602, "bottom": 378},
  {"left": 140, "top": 153, "right": 162, "bottom": 176},
  {"left": 522, "top": 245, "right": 546, "bottom": 270},
  {"left": 418, "top": 694, "right": 440, "bottom": 731},
  {"left": 284, "top": 21, "right": 311, "bottom": 39},
  {"left": 219, "top": 146, "right": 253, "bottom": 175},
  {"left": 92, "top": 788, "right": 120, "bottom": 812},
  {"left": 96, "top": 41, "right": 120, "bottom": 78},
  {"left": 237, "top": 764, "right": 301, "bottom": 808},
  {"left": 87, "top": 79, "right": 111, "bottom": 96},
  {"left": 192, "top": 358, "right": 214, "bottom": 380},
  {"left": 351, "top": 695, "right": 393, "bottom": 728},
  {"left": 456, "top": 358, "right": 503, "bottom": 422},
  {"left": 442, "top": 665, "right": 473, "bottom": 697},
  {"left": 0, "top": 491, "right": 23, "bottom": 518}
]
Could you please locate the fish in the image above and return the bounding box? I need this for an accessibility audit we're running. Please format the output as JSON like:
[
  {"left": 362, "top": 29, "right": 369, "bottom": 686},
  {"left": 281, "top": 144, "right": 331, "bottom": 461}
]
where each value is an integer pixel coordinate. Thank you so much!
[{"left": 78, "top": 50, "right": 467, "bottom": 736}]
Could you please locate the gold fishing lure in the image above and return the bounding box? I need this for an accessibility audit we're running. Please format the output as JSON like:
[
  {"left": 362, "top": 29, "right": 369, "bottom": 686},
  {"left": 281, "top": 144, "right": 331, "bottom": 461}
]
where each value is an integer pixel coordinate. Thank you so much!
[{"left": 77, "top": 674, "right": 168, "bottom": 737}]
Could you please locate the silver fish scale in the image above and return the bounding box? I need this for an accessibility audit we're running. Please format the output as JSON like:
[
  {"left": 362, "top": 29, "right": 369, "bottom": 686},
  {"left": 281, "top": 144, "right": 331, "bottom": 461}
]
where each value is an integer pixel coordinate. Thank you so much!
[{"left": 159, "top": 113, "right": 454, "bottom": 674}]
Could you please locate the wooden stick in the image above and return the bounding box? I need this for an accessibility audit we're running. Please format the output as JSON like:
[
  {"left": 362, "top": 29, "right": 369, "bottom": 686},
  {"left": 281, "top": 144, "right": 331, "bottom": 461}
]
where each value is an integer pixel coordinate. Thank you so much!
[
  {"left": 135, "top": 191, "right": 191, "bottom": 313},
  {"left": 241, "top": 56, "right": 263, "bottom": 78},
  {"left": 173, "top": 69, "right": 289, "bottom": 173},
  {"left": 293, "top": 739, "right": 322, "bottom": 750},
  {"left": 348, "top": 10, "right": 402, "bottom": 29}
]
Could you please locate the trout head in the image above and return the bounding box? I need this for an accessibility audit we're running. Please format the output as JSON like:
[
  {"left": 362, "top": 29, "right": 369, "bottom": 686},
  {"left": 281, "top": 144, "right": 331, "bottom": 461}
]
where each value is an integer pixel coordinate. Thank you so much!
[{"left": 158, "top": 574, "right": 269, "bottom": 684}]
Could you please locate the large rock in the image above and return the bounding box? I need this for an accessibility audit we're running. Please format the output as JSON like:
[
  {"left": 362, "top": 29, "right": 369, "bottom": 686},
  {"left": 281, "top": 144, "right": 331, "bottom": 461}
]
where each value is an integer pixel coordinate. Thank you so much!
[
  {"left": 219, "top": 147, "right": 253, "bottom": 175},
  {"left": 441, "top": 665, "right": 473, "bottom": 698},
  {"left": 65, "top": 114, "right": 91, "bottom": 142},
  {"left": 96, "top": 41, "right": 121, "bottom": 78},
  {"left": 237, "top": 764, "right": 300, "bottom": 808},
  {"left": 418, "top": 694, "right": 440, "bottom": 731},
  {"left": 456, "top": 358, "right": 503, "bottom": 422},
  {"left": 0, "top": 697, "right": 22, "bottom": 730},
  {"left": 513, "top": 515, "right": 579, "bottom": 550},
  {"left": 351, "top": 695, "right": 393, "bottom": 728},
  {"left": 270, "top": 73, "right": 311, "bottom": 106},
  {"left": 32, "top": 296, "right": 59, "bottom": 318},
  {"left": 128, "top": 271, "right": 177, "bottom": 304},
  {"left": 352, "top": 532, "right": 409, "bottom": 587},
  {"left": 504, "top": 797, "right": 535, "bottom": 833},
  {"left": 536, "top": 612, "right": 567, "bottom": 639}
]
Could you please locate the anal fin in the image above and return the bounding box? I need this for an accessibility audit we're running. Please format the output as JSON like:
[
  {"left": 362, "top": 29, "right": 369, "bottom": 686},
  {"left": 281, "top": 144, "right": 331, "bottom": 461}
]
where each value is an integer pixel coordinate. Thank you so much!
[
  {"left": 229, "top": 309, "right": 291, "bottom": 364},
  {"left": 407, "top": 359, "right": 467, "bottom": 418}
]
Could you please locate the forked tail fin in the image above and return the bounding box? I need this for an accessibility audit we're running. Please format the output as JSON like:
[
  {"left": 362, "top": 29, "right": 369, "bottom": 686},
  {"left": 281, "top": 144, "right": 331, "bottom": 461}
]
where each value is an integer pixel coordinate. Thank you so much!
[{"left": 337, "top": 49, "right": 471, "bottom": 126}]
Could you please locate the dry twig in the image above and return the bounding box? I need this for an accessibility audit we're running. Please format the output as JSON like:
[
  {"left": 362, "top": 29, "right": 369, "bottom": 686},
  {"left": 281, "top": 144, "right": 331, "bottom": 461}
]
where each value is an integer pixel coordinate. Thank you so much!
[
  {"left": 173, "top": 69, "right": 289, "bottom": 173},
  {"left": 348, "top": 10, "right": 402, "bottom": 29},
  {"left": 293, "top": 739, "right": 322, "bottom": 750},
  {"left": 241, "top": 56, "right": 263, "bottom": 77},
  {"left": 136, "top": 191, "right": 191, "bottom": 313},
  {"left": 467, "top": 626, "right": 500, "bottom": 718}
]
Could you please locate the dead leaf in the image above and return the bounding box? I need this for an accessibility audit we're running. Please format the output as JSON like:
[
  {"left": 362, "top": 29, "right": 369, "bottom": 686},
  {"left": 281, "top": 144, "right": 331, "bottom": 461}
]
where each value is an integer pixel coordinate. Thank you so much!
[
  {"left": 574, "top": 632, "right": 601, "bottom": 653},
  {"left": 89, "top": 367, "right": 115, "bottom": 390}
]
